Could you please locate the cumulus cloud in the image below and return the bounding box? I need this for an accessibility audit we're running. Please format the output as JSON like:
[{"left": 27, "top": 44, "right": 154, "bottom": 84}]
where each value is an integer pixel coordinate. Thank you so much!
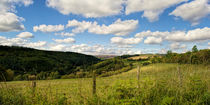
[
  {"left": 53, "top": 38, "right": 75, "bottom": 44},
  {"left": 159, "top": 49, "right": 167, "bottom": 54},
  {"left": 55, "top": 32, "right": 75, "bottom": 37},
  {"left": 0, "top": 0, "right": 33, "bottom": 32},
  {"left": 88, "top": 19, "right": 138, "bottom": 36},
  {"left": 69, "top": 44, "right": 141, "bottom": 55},
  {"left": 66, "top": 20, "right": 95, "bottom": 33},
  {"left": 144, "top": 37, "right": 163, "bottom": 44},
  {"left": 170, "top": 43, "right": 186, "bottom": 50},
  {"left": 135, "top": 30, "right": 169, "bottom": 38},
  {"left": 0, "top": 0, "right": 33, "bottom": 13},
  {"left": 125, "top": 0, "right": 187, "bottom": 22},
  {"left": 49, "top": 44, "right": 66, "bottom": 51},
  {"left": 111, "top": 37, "right": 142, "bottom": 45},
  {"left": 0, "top": 36, "right": 26, "bottom": 46},
  {"left": 66, "top": 19, "right": 138, "bottom": 36},
  {"left": 170, "top": 0, "right": 210, "bottom": 25},
  {"left": 0, "top": 36, "right": 47, "bottom": 49},
  {"left": 33, "top": 24, "right": 65, "bottom": 32},
  {"left": 0, "top": 12, "right": 25, "bottom": 32},
  {"left": 25, "top": 41, "right": 47, "bottom": 48},
  {"left": 166, "top": 27, "right": 210, "bottom": 42},
  {"left": 208, "top": 42, "right": 210, "bottom": 45},
  {"left": 135, "top": 27, "right": 210, "bottom": 43},
  {"left": 17, "top": 32, "right": 33, "bottom": 38},
  {"left": 46, "top": 0, "right": 124, "bottom": 18}
]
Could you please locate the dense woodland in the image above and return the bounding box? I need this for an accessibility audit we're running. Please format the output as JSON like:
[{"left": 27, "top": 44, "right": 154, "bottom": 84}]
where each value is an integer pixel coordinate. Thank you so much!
[{"left": 0, "top": 46, "right": 100, "bottom": 81}]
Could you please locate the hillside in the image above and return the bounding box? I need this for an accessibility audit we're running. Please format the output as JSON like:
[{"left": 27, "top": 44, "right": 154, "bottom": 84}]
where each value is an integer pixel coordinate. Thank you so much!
[
  {"left": 1, "top": 63, "right": 209, "bottom": 104},
  {"left": 0, "top": 46, "right": 100, "bottom": 77},
  {"left": 60, "top": 57, "right": 133, "bottom": 78},
  {"left": 94, "top": 55, "right": 117, "bottom": 59}
]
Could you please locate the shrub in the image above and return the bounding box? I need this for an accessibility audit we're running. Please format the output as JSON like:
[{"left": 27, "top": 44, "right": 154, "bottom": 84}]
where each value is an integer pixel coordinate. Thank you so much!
[
  {"left": 48, "top": 71, "right": 60, "bottom": 79},
  {"left": 14, "top": 75, "right": 23, "bottom": 81},
  {"left": 142, "top": 61, "right": 151, "bottom": 66},
  {"left": 5, "top": 69, "right": 14, "bottom": 81}
]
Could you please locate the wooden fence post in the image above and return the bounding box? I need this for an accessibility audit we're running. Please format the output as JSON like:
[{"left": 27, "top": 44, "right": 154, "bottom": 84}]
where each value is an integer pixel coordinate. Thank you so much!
[
  {"left": 137, "top": 65, "right": 140, "bottom": 89},
  {"left": 177, "top": 66, "right": 182, "bottom": 88},
  {"left": 32, "top": 80, "right": 36, "bottom": 97},
  {"left": 92, "top": 71, "right": 96, "bottom": 96}
]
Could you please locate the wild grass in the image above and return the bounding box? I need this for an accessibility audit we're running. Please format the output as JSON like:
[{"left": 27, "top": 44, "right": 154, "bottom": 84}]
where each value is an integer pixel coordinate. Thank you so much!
[{"left": 0, "top": 63, "right": 209, "bottom": 105}]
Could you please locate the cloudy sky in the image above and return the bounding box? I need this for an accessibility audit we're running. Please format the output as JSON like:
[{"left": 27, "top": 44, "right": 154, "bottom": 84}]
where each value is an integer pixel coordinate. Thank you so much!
[{"left": 0, "top": 0, "right": 210, "bottom": 55}]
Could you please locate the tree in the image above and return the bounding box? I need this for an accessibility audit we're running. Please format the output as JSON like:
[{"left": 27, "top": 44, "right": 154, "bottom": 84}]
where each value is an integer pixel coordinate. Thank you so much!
[
  {"left": 5, "top": 69, "right": 14, "bottom": 81},
  {"left": 0, "top": 66, "right": 6, "bottom": 81},
  {"left": 192, "top": 45, "right": 198, "bottom": 53}
]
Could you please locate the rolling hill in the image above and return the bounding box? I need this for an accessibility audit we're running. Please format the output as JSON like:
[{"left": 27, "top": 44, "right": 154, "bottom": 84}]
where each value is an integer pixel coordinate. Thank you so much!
[{"left": 0, "top": 46, "right": 100, "bottom": 75}]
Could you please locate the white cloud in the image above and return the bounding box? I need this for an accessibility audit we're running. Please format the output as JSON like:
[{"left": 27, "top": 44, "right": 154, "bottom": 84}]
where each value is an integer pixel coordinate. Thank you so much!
[
  {"left": 25, "top": 41, "right": 47, "bottom": 48},
  {"left": 159, "top": 49, "right": 167, "bottom": 54},
  {"left": 18, "top": 0, "right": 34, "bottom": 6},
  {"left": 208, "top": 42, "right": 210, "bottom": 45},
  {"left": 53, "top": 38, "right": 75, "bottom": 44},
  {"left": 66, "top": 20, "right": 95, "bottom": 33},
  {"left": 0, "top": 12, "right": 25, "bottom": 32},
  {"left": 111, "top": 37, "right": 142, "bottom": 45},
  {"left": 69, "top": 44, "right": 141, "bottom": 55},
  {"left": 165, "top": 31, "right": 186, "bottom": 42},
  {"left": 66, "top": 19, "right": 138, "bottom": 36},
  {"left": 46, "top": 0, "right": 124, "bottom": 18},
  {"left": 0, "top": 36, "right": 47, "bottom": 49},
  {"left": 0, "top": 0, "right": 33, "bottom": 13},
  {"left": 135, "top": 27, "right": 210, "bottom": 43},
  {"left": 49, "top": 44, "right": 66, "bottom": 51},
  {"left": 125, "top": 0, "right": 187, "bottom": 22},
  {"left": 170, "top": 42, "right": 186, "bottom": 50},
  {"left": 0, "top": 0, "right": 33, "bottom": 32},
  {"left": 144, "top": 37, "right": 162, "bottom": 44},
  {"left": 55, "top": 32, "right": 75, "bottom": 37},
  {"left": 135, "top": 30, "right": 169, "bottom": 38},
  {"left": 33, "top": 24, "right": 64, "bottom": 32},
  {"left": 88, "top": 19, "right": 138, "bottom": 36},
  {"left": 166, "top": 27, "right": 210, "bottom": 42},
  {"left": 113, "top": 44, "right": 133, "bottom": 48},
  {"left": 17, "top": 32, "right": 33, "bottom": 38},
  {"left": 170, "top": 0, "right": 210, "bottom": 25},
  {"left": 0, "top": 36, "right": 26, "bottom": 46}
]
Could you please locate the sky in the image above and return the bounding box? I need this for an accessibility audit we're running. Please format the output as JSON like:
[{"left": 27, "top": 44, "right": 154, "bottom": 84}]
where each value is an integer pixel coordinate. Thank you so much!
[{"left": 0, "top": 0, "right": 210, "bottom": 55}]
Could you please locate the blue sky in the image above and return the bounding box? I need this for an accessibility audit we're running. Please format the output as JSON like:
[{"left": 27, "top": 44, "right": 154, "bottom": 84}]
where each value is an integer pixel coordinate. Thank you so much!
[{"left": 0, "top": 0, "right": 210, "bottom": 55}]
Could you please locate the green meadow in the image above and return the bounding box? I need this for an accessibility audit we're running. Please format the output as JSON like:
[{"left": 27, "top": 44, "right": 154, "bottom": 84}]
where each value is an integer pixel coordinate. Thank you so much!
[{"left": 1, "top": 63, "right": 209, "bottom": 105}]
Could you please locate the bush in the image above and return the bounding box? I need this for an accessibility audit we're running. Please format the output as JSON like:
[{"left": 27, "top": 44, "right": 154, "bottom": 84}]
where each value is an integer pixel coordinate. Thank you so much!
[
  {"left": 61, "top": 73, "right": 76, "bottom": 79},
  {"left": 14, "top": 75, "right": 23, "bottom": 81},
  {"left": 48, "top": 71, "right": 60, "bottom": 79},
  {"left": 5, "top": 69, "right": 14, "bottom": 81},
  {"left": 37, "top": 72, "right": 48, "bottom": 80},
  {"left": 22, "top": 74, "right": 30, "bottom": 80},
  {"left": 142, "top": 61, "right": 151, "bottom": 66}
]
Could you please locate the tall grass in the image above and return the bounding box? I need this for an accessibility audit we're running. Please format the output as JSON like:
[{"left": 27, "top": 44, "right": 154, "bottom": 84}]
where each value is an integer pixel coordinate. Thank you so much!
[{"left": 0, "top": 63, "right": 209, "bottom": 105}]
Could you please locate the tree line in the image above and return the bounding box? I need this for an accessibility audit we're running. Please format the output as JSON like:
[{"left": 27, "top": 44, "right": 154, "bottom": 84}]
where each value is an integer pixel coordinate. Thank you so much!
[{"left": 151, "top": 45, "right": 210, "bottom": 64}]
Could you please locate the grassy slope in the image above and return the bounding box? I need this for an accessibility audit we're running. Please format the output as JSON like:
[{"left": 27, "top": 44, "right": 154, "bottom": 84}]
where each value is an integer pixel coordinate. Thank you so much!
[{"left": 0, "top": 63, "right": 210, "bottom": 104}]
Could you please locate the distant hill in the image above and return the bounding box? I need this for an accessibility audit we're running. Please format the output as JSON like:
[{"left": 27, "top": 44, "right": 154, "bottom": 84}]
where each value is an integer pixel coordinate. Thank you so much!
[
  {"left": 0, "top": 46, "right": 100, "bottom": 75},
  {"left": 125, "top": 54, "right": 164, "bottom": 61},
  {"left": 94, "top": 55, "right": 117, "bottom": 59}
]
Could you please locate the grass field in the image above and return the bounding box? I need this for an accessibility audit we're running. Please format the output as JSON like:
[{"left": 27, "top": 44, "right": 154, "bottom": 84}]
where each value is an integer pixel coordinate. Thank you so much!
[{"left": 0, "top": 63, "right": 210, "bottom": 105}]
